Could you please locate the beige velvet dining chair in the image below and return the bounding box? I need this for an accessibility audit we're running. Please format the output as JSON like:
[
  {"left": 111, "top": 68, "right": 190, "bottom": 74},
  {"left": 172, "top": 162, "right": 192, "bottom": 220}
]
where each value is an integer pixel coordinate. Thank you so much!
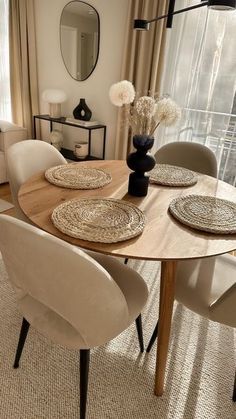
[
  {"left": 0, "top": 215, "right": 148, "bottom": 419},
  {"left": 6, "top": 139, "right": 67, "bottom": 221},
  {"left": 6, "top": 139, "right": 146, "bottom": 352},
  {"left": 147, "top": 141, "right": 236, "bottom": 401},
  {"left": 148, "top": 254, "right": 236, "bottom": 401},
  {"left": 154, "top": 141, "right": 218, "bottom": 177}
]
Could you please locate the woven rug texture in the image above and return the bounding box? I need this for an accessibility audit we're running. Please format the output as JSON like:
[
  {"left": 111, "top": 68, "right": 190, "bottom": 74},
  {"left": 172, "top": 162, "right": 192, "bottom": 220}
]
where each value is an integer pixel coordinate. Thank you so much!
[{"left": 0, "top": 255, "right": 235, "bottom": 419}]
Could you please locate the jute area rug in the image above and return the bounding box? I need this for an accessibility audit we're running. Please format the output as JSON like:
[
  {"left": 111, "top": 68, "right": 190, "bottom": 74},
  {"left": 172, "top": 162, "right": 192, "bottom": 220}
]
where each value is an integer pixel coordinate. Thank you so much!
[
  {"left": 0, "top": 198, "right": 13, "bottom": 213},
  {"left": 0, "top": 255, "right": 235, "bottom": 419}
]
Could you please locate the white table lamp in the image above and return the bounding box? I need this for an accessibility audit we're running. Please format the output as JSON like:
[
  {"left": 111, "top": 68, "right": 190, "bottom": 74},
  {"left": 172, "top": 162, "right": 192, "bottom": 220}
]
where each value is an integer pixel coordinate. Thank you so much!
[{"left": 42, "top": 89, "right": 67, "bottom": 118}]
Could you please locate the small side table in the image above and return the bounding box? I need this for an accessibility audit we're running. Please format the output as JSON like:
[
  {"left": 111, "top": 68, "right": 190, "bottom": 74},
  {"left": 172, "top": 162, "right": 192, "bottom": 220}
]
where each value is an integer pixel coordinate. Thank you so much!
[{"left": 33, "top": 114, "right": 107, "bottom": 161}]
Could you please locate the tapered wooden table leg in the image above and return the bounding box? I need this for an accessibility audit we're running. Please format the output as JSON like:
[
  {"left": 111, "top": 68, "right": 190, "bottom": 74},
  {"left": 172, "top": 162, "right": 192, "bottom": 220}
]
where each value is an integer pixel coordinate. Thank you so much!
[{"left": 155, "top": 260, "right": 177, "bottom": 396}]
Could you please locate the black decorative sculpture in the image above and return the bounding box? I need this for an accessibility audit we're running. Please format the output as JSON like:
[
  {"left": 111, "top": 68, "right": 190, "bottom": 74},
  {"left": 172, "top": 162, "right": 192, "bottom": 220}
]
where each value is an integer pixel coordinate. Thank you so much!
[
  {"left": 127, "top": 135, "right": 156, "bottom": 197},
  {"left": 73, "top": 98, "right": 92, "bottom": 121}
]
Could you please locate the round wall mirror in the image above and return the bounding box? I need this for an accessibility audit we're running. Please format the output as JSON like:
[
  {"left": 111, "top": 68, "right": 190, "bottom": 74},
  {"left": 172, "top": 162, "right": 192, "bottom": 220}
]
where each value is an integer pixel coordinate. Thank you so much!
[{"left": 60, "top": 1, "right": 100, "bottom": 81}]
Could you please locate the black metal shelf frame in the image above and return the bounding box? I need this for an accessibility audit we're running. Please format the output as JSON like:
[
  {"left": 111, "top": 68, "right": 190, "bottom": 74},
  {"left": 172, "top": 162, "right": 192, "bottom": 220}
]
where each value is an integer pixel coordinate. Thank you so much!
[{"left": 33, "top": 114, "right": 107, "bottom": 161}]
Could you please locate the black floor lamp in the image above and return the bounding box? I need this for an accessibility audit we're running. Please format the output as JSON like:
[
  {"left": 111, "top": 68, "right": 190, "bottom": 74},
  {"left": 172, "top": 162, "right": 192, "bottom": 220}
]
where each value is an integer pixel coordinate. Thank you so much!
[{"left": 134, "top": 0, "right": 236, "bottom": 30}]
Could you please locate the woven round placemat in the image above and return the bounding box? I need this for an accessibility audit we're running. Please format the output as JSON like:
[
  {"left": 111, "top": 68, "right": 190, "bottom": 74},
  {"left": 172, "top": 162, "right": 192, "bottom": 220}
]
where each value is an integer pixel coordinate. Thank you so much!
[
  {"left": 149, "top": 164, "right": 198, "bottom": 187},
  {"left": 169, "top": 194, "right": 236, "bottom": 234},
  {"left": 52, "top": 198, "right": 145, "bottom": 243},
  {"left": 45, "top": 163, "right": 112, "bottom": 189}
]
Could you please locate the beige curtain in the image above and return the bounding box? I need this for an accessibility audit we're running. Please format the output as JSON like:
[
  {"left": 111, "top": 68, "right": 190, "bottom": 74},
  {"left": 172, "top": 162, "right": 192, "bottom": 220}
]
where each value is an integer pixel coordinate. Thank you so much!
[
  {"left": 9, "top": 0, "right": 39, "bottom": 137},
  {"left": 115, "top": 0, "right": 168, "bottom": 160}
]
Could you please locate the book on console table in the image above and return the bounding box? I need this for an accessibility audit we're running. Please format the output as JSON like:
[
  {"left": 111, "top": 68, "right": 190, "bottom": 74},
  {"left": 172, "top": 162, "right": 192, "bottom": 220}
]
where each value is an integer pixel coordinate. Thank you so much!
[{"left": 65, "top": 117, "right": 99, "bottom": 126}]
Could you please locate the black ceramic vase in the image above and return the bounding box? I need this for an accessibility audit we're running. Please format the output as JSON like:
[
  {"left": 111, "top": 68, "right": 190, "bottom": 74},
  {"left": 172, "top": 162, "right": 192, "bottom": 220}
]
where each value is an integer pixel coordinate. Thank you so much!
[
  {"left": 73, "top": 98, "right": 92, "bottom": 121},
  {"left": 127, "top": 135, "right": 156, "bottom": 197}
]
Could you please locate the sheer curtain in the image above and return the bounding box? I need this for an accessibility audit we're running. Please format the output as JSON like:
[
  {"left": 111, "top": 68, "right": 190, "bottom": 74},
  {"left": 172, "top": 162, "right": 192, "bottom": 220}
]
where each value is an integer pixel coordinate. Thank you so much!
[
  {"left": 156, "top": 1, "right": 236, "bottom": 183},
  {"left": 0, "top": 0, "right": 11, "bottom": 121}
]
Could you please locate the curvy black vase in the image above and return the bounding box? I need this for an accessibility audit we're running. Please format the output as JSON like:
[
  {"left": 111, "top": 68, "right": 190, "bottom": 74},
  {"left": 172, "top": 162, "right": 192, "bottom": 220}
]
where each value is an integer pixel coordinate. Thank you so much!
[
  {"left": 73, "top": 98, "right": 92, "bottom": 121},
  {"left": 127, "top": 135, "right": 156, "bottom": 197}
]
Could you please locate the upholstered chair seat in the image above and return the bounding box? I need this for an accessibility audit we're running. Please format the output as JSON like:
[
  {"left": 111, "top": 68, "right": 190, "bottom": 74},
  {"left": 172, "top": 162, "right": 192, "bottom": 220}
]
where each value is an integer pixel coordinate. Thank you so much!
[
  {"left": 174, "top": 253, "right": 236, "bottom": 402},
  {"left": 17, "top": 251, "right": 147, "bottom": 349},
  {"left": 6, "top": 139, "right": 67, "bottom": 221},
  {"left": 175, "top": 254, "right": 236, "bottom": 328},
  {"left": 154, "top": 141, "right": 218, "bottom": 177},
  {"left": 148, "top": 141, "right": 236, "bottom": 401},
  {"left": 0, "top": 215, "right": 148, "bottom": 418}
]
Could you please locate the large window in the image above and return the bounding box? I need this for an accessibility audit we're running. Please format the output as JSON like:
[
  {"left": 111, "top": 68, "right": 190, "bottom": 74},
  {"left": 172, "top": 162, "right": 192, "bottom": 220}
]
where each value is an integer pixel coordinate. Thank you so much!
[
  {"left": 160, "top": 0, "right": 236, "bottom": 185},
  {"left": 0, "top": 0, "right": 11, "bottom": 121}
]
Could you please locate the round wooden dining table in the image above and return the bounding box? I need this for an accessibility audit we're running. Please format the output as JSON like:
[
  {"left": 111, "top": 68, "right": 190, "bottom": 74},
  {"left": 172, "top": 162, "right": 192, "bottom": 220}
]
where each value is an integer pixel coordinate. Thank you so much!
[{"left": 18, "top": 159, "right": 236, "bottom": 396}]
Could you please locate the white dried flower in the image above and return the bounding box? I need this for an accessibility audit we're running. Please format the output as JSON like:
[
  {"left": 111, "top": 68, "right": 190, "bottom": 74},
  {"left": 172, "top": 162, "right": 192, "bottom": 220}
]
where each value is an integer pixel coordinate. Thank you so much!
[
  {"left": 109, "top": 80, "right": 181, "bottom": 135},
  {"left": 135, "top": 96, "right": 155, "bottom": 118},
  {"left": 109, "top": 80, "right": 135, "bottom": 107},
  {"left": 154, "top": 98, "right": 181, "bottom": 126}
]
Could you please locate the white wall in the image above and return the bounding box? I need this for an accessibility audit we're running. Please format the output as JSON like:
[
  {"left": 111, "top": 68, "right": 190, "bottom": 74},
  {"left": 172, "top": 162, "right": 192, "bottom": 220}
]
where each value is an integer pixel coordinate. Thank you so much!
[{"left": 34, "top": 0, "right": 130, "bottom": 158}]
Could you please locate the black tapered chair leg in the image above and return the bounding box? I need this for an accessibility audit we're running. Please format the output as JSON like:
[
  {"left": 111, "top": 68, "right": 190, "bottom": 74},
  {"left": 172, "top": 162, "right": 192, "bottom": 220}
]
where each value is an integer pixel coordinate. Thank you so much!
[
  {"left": 13, "top": 317, "right": 30, "bottom": 368},
  {"left": 135, "top": 314, "right": 144, "bottom": 353},
  {"left": 80, "top": 349, "right": 90, "bottom": 419},
  {"left": 146, "top": 321, "right": 159, "bottom": 353},
  {"left": 233, "top": 369, "right": 236, "bottom": 402},
  {"left": 124, "top": 258, "right": 128, "bottom": 265}
]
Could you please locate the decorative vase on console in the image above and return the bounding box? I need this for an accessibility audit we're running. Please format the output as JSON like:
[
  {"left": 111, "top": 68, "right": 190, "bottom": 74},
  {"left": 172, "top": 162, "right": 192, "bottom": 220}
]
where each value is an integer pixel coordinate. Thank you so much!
[
  {"left": 109, "top": 80, "right": 181, "bottom": 196},
  {"left": 49, "top": 130, "right": 63, "bottom": 151},
  {"left": 73, "top": 98, "right": 92, "bottom": 121},
  {"left": 127, "top": 135, "right": 156, "bottom": 197}
]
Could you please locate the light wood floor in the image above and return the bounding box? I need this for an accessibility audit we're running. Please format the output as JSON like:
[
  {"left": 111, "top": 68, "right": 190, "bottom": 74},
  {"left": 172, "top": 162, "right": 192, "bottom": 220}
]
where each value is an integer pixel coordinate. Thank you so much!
[
  {"left": 0, "top": 183, "right": 16, "bottom": 217},
  {"left": 0, "top": 183, "right": 12, "bottom": 202}
]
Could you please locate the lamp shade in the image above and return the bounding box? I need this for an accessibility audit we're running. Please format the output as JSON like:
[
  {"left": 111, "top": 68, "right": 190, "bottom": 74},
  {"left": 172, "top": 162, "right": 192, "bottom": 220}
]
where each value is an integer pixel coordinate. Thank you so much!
[
  {"left": 42, "top": 89, "right": 67, "bottom": 118},
  {"left": 42, "top": 89, "right": 67, "bottom": 104},
  {"left": 207, "top": 0, "right": 236, "bottom": 8}
]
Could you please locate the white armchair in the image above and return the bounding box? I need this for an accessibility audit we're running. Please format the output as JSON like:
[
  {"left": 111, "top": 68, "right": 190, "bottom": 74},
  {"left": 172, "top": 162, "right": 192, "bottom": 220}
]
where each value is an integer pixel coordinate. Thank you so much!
[{"left": 0, "top": 120, "right": 28, "bottom": 184}]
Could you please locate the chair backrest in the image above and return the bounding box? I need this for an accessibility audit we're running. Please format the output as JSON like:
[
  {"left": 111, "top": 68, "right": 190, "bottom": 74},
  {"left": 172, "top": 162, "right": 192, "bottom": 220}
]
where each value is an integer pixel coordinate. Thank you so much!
[
  {"left": 176, "top": 254, "right": 236, "bottom": 328},
  {"left": 154, "top": 141, "right": 218, "bottom": 177},
  {"left": 0, "top": 215, "right": 129, "bottom": 348},
  {"left": 210, "top": 282, "right": 236, "bottom": 328},
  {"left": 6, "top": 140, "right": 67, "bottom": 221}
]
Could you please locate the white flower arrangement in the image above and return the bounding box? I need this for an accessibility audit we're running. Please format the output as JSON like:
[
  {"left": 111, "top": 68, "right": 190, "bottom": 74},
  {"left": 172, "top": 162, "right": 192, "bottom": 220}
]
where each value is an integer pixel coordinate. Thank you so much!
[
  {"left": 109, "top": 80, "right": 135, "bottom": 107},
  {"left": 109, "top": 80, "right": 181, "bottom": 136}
]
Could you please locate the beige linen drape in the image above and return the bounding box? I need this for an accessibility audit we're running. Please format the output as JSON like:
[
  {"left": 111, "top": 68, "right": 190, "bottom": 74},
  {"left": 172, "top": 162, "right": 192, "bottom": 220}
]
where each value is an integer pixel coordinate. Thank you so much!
[
  {"left": 9, "top": 0, "right": 39, "bottom": 137},
  {"left": 115, "top": 0, "right": 168, "bottom": 160}
]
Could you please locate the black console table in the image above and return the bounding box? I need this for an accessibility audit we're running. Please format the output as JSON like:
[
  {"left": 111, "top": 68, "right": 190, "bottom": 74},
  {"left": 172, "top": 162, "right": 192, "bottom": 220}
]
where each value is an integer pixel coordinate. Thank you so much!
[{"left": 33, "top": 114, "right": 107, "bottom": 161}]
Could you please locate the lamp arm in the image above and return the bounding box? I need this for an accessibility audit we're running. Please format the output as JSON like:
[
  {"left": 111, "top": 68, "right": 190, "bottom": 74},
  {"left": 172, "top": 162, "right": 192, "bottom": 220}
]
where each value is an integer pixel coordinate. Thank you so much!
[
  {"left": 147, "top": 1, "right": 208, "bottom": 24},
  {"left": 166, "top": 0, "right": 175, "bottom": 29}
]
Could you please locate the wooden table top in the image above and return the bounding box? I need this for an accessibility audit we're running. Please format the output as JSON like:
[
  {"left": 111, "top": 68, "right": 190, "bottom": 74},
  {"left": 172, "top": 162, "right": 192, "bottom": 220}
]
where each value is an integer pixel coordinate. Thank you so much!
[{"left": 18, "top": 160, "right": 236, "bottom": 261}]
